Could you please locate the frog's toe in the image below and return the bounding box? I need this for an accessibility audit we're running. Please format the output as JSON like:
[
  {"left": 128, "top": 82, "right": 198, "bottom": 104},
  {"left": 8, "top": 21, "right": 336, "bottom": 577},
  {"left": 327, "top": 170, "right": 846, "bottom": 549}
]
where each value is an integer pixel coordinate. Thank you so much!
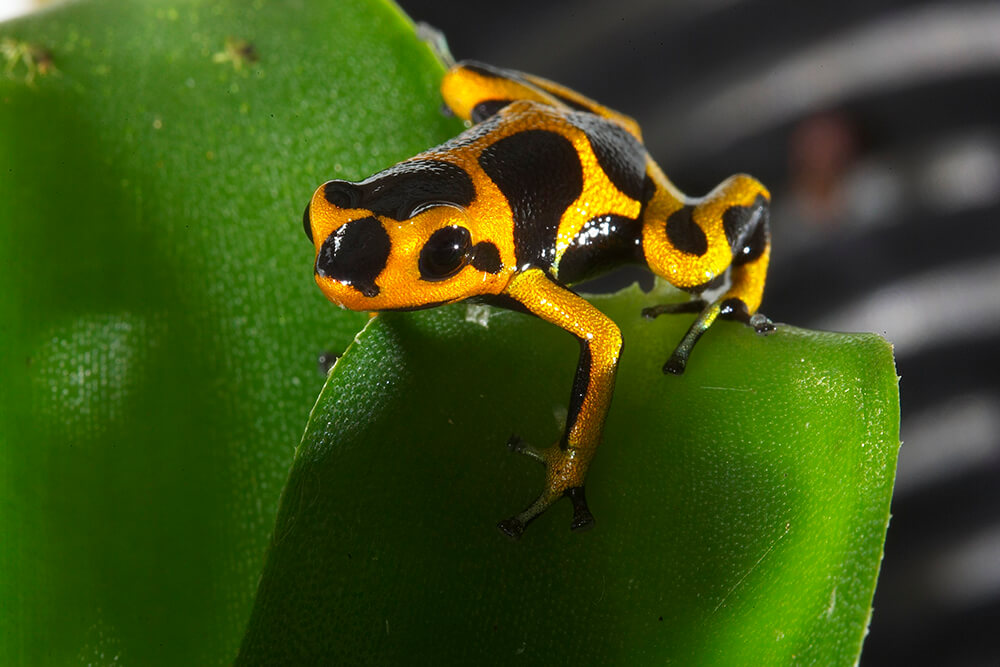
[
  {"left": 497, "top": 517, "right": 526, "bottom": 540},
  {"left": 566, "top": 486, "right": 595, "bottom": 532},
  {"left": 506, "top": 434, "right": 546, "bottom": 465},
  {"left": 750, "top": 312, "right": 775, "bottom": 335}
]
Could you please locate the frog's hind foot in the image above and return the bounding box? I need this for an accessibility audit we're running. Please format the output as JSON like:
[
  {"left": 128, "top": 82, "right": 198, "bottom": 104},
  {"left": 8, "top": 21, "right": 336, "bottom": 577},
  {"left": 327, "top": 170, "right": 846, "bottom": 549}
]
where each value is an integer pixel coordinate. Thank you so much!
[
  {"left": 500, "top": 437, "right": 595, "bottom": 539},
  {"left": 497, "top": 485, "right": 594, "bottom": 540}
]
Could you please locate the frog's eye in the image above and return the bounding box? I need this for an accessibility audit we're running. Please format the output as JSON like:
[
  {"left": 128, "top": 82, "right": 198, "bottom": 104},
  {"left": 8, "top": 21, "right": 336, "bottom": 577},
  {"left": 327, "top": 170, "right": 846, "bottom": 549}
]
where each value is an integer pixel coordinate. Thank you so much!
[
  {"left": 419, "top": 225, "right": 472, "bottom": 281},
  {"left": 302, "top": 203, "right": 314, "bottom": 243}
]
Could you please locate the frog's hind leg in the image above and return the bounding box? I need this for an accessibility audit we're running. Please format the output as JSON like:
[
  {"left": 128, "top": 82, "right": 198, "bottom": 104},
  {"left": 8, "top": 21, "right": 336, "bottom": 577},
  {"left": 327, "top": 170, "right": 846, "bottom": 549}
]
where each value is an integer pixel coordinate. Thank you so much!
[
  {"left": 490, "top": 269, "right": 622, "bottom": 539},
  {"left": 643, "top": 173, "right": 774, "bottom": 374}
]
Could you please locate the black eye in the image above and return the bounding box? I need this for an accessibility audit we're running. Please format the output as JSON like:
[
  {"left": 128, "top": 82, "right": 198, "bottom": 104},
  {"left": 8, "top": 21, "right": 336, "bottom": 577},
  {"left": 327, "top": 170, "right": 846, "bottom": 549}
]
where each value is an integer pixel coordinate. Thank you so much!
[
  {"left": 419, "top": 226, "right": 471, "bottom": 281},
  {"left": 302, "top": 203, "right": 313, "bottom": 243}
]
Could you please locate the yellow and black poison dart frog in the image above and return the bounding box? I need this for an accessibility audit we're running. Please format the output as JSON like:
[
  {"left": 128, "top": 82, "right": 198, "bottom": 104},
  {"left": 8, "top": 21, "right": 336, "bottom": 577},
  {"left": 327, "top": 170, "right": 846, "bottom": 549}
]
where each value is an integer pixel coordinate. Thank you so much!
[{"left": 303, "top": 61, "right": 774, "bottom": 539}]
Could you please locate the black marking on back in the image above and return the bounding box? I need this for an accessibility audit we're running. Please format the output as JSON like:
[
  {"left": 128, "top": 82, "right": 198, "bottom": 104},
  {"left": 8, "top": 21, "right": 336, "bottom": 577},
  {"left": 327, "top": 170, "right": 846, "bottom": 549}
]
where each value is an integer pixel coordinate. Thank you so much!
[
  {"left": 470, "top": 241, "right": 502, "bottom": 273},
  {"left": 568, "top": 112, "right": 647, "bottom": 201},
  {"left": 557, "top": 214, "right": 643, "bottom": 284},
  {"left": 315, "top": 216, "right": 390, "bottom": 298},
  {"left": 349, "top": 160, "right": 476, "bottom": 221},
  {"left": 478, "top": 129, "right": 583, "bottom": 269},
  {"left": 302, "top": 202, "right": 313, "bottom": 242},
  {"left": 722, "top": 194, "right": 768, "bottom": 250},
  {"left": 426, "top": 111, "right": 504, "bottom": 154},
  {"left": 461, "top": 61, "right": 508, "bottom": 79},
  {"left": 725, "top": 194, "right": 770, "bottom": 266},
  {"left": 472, "top": 99, "right": 512, "bottom": 123},
  {"left": 547, "top": 89, "right": 598, "bottom": 114},
  {"left": 665, "top": 206, "right": 708, "bottom": 256}
]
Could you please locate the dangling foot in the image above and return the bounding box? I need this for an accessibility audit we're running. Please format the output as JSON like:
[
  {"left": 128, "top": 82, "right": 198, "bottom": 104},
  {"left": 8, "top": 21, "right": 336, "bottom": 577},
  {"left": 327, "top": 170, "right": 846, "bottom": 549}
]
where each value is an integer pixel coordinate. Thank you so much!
[{"left": 498, "top": 440, "right": 594, "bottom": 539}]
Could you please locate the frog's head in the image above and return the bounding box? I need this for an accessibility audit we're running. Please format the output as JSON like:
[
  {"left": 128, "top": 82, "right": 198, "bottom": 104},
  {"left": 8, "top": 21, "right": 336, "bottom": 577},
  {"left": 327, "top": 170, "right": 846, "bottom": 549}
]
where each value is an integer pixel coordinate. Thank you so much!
[{"left": 303, "top": 174, "right": 509, "bottom": 311}]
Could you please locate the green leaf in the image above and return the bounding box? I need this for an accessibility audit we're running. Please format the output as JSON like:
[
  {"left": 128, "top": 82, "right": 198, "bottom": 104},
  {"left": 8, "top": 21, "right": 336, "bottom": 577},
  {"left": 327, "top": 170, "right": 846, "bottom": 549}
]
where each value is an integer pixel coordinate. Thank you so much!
[
  {"left": 239, "top": 284, "right": 899, "bottom": 665},
  {"left": 0, "top": 0, "right": 460, "bottom": 663}
]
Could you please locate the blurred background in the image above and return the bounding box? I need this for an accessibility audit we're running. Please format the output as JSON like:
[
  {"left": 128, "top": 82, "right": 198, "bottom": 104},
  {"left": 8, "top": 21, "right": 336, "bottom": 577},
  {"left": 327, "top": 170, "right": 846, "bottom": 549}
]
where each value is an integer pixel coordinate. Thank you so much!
[
  {"left": 393, "top": 1, "right": 1000, "bottom": 665},
  {"left": 4, "top": 0, "right": 997, "bottom": 664}
]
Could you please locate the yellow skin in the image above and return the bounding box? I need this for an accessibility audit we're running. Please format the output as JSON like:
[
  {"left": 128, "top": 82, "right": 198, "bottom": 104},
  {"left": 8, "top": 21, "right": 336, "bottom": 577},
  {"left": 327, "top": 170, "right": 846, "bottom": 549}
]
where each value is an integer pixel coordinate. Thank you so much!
[{"left": 304, "top": 61, "right": 774, "bottom": 538}]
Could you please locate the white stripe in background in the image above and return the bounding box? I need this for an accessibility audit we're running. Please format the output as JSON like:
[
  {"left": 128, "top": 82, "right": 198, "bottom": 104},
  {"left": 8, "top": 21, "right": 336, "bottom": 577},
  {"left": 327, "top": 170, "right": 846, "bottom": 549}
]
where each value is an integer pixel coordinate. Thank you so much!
[
  {"left": 652, "top": 3, "right": 1000, "bottom": 159},
  {"left": 812, "top": 258, "right": 1000, "bottom": 356}
]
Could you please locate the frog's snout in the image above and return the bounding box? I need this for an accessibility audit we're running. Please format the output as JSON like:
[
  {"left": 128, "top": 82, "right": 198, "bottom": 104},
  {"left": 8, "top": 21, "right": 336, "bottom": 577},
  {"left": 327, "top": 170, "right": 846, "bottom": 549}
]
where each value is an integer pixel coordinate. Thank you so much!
[{"left": 315, "top": 216, "right": 390, "bottom": 299}]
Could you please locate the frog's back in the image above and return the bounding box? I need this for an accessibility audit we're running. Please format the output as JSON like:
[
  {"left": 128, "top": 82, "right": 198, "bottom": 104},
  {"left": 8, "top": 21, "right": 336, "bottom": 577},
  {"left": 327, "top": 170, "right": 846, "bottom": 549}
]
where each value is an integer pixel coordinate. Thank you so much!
[{"left": 408, "top": 100, "right": 650, "bottom": 284}]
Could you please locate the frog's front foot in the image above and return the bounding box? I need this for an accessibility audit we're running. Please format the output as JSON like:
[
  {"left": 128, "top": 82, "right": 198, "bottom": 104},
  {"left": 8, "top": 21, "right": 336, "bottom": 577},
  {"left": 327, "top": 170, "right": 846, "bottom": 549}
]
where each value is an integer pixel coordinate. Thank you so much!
[
  {"left": 645, "top": 297, "right": 776, "bottom": 375},
  {"left": 748, "top": 312, "right": 775, "bottom": 335},
  {"left": 499, "top": 440, "right": 595, "bottom": 539}
]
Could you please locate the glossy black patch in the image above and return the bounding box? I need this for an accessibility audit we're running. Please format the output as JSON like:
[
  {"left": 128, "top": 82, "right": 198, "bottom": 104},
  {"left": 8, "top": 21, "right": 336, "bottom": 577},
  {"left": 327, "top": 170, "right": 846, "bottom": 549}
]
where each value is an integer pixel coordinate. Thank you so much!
[
  {"left": 719, "top": 297, "right": 751, "bottom": 323},
  {"left": 348, "top": 160, "right": 476, "bottom": 221},
  {"left": 302, "top": 203, "right": 313, "bottom": 243},
  {"left": 722, "top": 194, "right": 769, "bottom": 253},
  {"left": 730, "top": 196, "right": 771, "bottom": 267},
  {"left": 324, "top": 180, "right": 361, "bottom": 209},
  {"left": 557, "top": 214, "right": 643, "bottom": 284},
  {"left": 472, "top": 99, "right": 512, "bottom": 123},
  {"left": 569, "top": 113, "right": 647, "bottom": 201},
  {"left": 315, "top": 216, "right": 390, "bottom": 298},
  {"left": 470, "top": 241, "right": 502, "bottom": 274},
  {"left": 561, "top": 339, "right": 593, "bottom": 449},
  {"left": 419, "top": 226, "right": 471, "bottom": 281},
  {"left": 478, "top": 129, "right": 583, "bottom": 269},
  {"left": 665, "top": 205, "right": 708, "bottom": 256},
  {"left": 433, "top": 112, "right": 503, "bottom": 153}
]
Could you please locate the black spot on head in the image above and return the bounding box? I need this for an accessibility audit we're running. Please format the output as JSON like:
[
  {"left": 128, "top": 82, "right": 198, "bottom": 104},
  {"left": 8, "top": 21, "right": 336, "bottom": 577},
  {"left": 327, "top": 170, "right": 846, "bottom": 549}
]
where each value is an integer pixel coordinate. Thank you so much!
[
  {"left": 478, "top": 129, "right": 583, "bottom": 269},
  {"left": 355, "top": 160, "right": 475, "bottom": 220},
  {"left": 419, "top": 226, "right": 471, "bottom": 281},
  {"left": 470, "top": 241, "right": 502, "bottom": 274},
  {"left": 302, "top": 202, "right": 313, "bottom": 243},
  {"left": 568, "top": 112, "right": 648, "bottom": 202},
  {"left": 315, "top": 216, "right": 390, "bottom": 298},
  {"left": 472, "top": 99, "right": 512, "bottom": 123},
  {"left": 665, "top": 206, "right": 708, "bottom": 256},
  {"left": 557, "top": 214, "right": 643, "bottom": 284},
  {"left": 323, "top": 180, "right": 361, "bottom": 209}
]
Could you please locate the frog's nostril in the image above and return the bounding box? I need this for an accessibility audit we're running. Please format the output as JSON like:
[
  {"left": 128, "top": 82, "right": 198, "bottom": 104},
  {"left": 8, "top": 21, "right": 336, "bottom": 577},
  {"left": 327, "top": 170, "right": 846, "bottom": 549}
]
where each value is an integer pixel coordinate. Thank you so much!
[{"left": 315, "top": 216, "right": 390, "bottom": 298}]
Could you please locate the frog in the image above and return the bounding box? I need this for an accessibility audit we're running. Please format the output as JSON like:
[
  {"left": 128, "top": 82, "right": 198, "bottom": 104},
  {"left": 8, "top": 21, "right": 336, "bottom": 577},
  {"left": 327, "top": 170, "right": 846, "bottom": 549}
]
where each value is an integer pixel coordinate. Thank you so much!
[{"left": 302, "top": 60, "right": 774, "bottom": 539}]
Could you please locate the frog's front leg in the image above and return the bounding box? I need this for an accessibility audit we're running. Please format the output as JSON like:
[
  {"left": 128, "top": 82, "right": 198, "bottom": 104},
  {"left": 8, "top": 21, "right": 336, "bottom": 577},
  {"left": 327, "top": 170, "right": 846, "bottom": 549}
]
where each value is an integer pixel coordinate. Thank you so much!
[{"left": 491, "top": 268, "right": 623, "bottom": 539}]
